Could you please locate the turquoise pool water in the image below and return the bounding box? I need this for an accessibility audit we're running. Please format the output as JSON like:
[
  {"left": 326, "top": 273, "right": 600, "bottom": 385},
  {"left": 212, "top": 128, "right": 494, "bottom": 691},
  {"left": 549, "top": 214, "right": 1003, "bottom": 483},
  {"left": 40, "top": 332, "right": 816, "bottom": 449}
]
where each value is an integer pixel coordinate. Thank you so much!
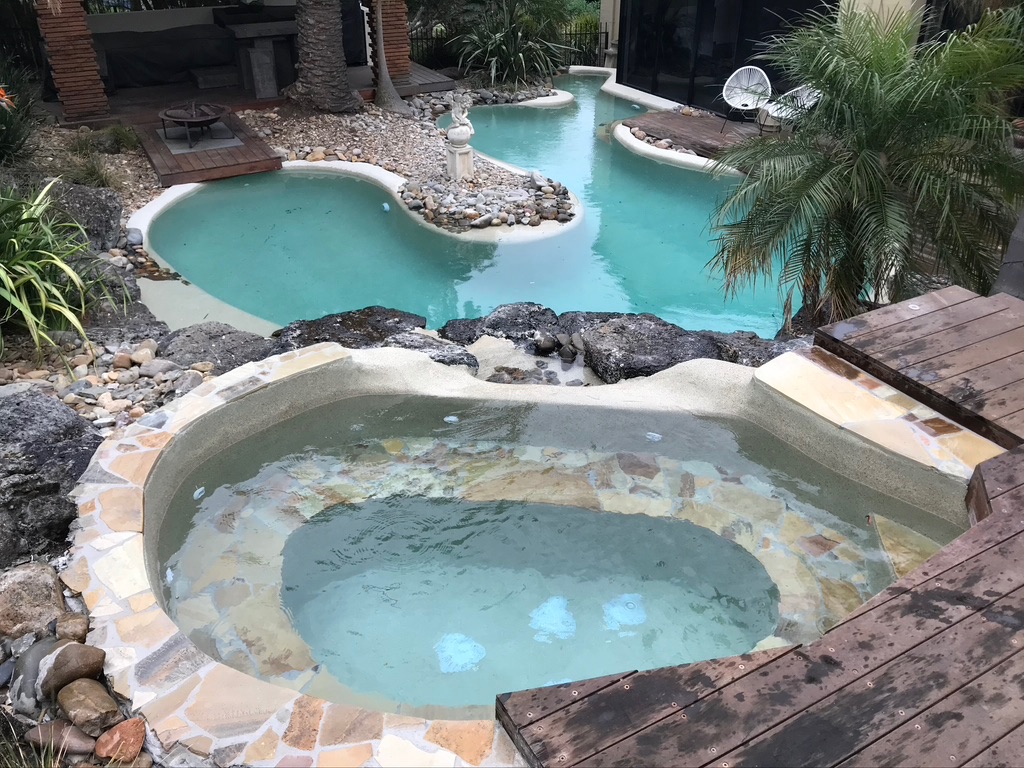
[{"left": 148, "top": 75, "right": 785, "bottom": 335}]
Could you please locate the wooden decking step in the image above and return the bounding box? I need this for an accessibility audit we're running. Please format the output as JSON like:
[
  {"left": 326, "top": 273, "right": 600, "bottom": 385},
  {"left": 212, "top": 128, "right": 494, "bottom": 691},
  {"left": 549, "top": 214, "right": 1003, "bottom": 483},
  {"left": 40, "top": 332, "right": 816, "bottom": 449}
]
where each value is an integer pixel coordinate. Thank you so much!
[{"left": 190, "top": 66, "right": 240, "bottom": 89}]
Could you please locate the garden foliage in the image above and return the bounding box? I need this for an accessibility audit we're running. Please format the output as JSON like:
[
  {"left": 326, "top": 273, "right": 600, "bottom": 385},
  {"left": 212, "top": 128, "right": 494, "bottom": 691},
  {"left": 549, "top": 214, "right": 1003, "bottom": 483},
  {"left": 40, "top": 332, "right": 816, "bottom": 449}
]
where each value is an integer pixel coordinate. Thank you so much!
[{"left": 710, "top": 7, "right": 1024, "bottom": 326}]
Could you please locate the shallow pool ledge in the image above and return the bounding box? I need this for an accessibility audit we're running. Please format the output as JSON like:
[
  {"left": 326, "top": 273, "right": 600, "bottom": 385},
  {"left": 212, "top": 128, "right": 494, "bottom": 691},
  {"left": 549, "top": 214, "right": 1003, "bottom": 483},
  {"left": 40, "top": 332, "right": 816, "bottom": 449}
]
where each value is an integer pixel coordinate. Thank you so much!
[{"left": 612, "top": 123, "right": 744, "bottom": 177}]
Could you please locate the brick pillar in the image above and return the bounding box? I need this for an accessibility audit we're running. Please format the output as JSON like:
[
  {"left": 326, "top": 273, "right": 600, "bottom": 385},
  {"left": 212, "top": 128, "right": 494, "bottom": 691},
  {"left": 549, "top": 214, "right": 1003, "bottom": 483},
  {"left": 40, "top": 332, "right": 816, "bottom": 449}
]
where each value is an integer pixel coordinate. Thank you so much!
[
  {"left": 35, "top": 0, "right": 109, "bottom": 121},
  {"left": 368, "top": 0, "right": 411, "bottom": 81}
]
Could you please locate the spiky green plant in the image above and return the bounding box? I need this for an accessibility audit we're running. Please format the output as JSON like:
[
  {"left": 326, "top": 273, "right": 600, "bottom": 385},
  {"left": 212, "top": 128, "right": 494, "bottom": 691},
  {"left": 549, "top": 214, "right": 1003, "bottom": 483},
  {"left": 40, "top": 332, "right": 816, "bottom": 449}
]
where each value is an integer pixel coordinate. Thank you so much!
[
  {"left": 64, "top": 153, "right": 118, "bottom": 188},
  {"left": 0, "top": 180, "right": 94, "bottom": 352},
  {"left": 709, "top": 6, "right": 1024, "bottom": 328},
  {"left": 107, "top": 124, "right": 140, "bottom": 152},
  {"left": 457, "top": 0, "right": 572, "bottom": 86},
  {"left": 0, "top": 60, "right": 37, "bottom": 166}
]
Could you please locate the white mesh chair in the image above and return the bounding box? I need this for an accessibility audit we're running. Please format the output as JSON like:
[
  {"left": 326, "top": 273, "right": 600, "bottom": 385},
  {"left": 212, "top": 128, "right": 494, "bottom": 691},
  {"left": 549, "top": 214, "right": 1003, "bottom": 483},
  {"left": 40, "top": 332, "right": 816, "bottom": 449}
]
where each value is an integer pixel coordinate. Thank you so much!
[
  {"left": 721, "top": 66, "right": 772, "bottom": 133},
  {"left": 758, "top": 84, "right": 820, "bottom": 132}
]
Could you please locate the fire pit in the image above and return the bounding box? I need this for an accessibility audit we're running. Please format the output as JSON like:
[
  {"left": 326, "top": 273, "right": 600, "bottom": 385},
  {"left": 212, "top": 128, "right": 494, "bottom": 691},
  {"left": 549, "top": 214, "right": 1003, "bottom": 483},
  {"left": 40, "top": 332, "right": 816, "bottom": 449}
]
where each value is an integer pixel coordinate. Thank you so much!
[{"left": 159, "top": 102, "right": 231, "bottom": 148}]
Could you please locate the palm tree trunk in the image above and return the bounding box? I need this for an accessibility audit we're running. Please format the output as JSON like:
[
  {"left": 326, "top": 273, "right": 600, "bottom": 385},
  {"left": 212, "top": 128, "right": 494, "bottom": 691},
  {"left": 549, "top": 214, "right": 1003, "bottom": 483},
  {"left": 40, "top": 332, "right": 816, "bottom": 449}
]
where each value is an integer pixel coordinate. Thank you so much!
[
  {"left": 373, "top": 0, "right": 412, "bottom": 115},
  {"left": 290, "top": 0, "right": 362, "bottom": 113}
]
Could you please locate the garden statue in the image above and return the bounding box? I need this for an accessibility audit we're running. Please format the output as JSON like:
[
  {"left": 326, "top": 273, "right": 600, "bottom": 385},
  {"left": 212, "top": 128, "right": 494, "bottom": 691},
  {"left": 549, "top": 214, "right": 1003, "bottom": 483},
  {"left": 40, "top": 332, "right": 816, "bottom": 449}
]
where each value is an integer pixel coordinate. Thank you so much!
[{"left": 445, "top": 93, "right": 474, "bottom": 181}]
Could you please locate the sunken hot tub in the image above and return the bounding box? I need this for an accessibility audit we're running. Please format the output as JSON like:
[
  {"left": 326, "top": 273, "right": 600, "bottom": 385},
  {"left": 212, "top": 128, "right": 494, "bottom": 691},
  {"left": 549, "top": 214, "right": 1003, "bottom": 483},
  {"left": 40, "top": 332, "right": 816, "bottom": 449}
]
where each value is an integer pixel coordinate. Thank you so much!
[{"left": 70, "top": 345, "right": 968, "bottom": 765}]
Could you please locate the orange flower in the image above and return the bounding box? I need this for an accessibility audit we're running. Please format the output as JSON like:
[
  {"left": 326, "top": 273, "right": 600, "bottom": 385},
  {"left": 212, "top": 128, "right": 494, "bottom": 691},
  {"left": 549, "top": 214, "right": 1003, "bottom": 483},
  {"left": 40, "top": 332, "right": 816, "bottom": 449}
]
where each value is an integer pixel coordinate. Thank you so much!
[{"left": 0, "top": 86, "right": 15, "bottom": 112}]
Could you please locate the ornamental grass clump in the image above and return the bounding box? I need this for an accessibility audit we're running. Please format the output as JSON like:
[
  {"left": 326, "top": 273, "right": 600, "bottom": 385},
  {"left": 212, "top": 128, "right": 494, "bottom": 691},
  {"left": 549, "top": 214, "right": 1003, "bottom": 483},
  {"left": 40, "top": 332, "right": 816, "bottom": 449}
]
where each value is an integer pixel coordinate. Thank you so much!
[
  {"left": 0, "top": 181, "right": 94, "bottom": 353},
  {"left": 457, "top": 0, "right": 572, "bottom": 86},
  {"left": 710, "top": 6, "right": 1024, "bottom": 328}
]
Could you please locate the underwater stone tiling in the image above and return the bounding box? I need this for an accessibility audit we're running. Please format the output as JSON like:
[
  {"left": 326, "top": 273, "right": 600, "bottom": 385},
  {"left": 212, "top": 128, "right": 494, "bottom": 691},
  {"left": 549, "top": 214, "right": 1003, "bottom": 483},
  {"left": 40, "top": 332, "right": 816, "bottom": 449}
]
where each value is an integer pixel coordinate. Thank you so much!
[
  {"left": 755, "top": 346, "right": 1005, "bottom": 480},
  {"left": 67, "top": 344, "right": 971, "bottom": 767}
]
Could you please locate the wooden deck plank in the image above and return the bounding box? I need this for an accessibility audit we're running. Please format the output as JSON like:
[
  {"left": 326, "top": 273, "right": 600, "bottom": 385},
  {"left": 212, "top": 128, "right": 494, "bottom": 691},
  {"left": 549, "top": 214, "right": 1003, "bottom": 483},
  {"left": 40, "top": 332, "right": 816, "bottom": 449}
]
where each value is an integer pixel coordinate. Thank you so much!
[
  {"left": 521, "top": 648, "right": 793, "bottom": 767},
  {"left": 932, "top": 349, "right": 1024, "bottom": 402},
  {"left": 817, "top": 286, "right": 978, "bottom": 343},
  {"left": 874, "top": 304, "right": 1024, "bottom": 371},
  {"left": 962, "top": 378, "right": 1024, "bottom": 421},
  {"left": 900, "top": 326, "right": 1024, "bottom": 385},
  {"left": 711, "top": 589, "right": 1024, "bottom": 768},
  {"left": 962, "top": 723, "right": 1024, "bottom": 767},
  {"left": 850, "top": 294, "right": 1021, "bottom": 357},
  {"left": 841, "top": 503, "right": 1024, "bottom": 623},
  {"left": 995, "top": 408, "right": 1024, "bottom": 442},
  {"left": 564, "top": 531, "right": 1024, "bottom": 767},
  {"left": 498, "top": 671, "right": 635, "bottom": 729},
  {"left": 837, "top": 649, "right": 1024, "bottom": 767}
]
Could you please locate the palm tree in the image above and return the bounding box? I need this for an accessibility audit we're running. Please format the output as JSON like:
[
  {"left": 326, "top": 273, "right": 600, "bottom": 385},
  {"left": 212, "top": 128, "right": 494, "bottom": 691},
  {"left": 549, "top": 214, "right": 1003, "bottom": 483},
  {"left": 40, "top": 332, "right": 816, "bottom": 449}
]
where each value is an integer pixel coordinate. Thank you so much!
[
  {"left": 290, "top": 0, "right": 362, "bottom": 113},
  {"left": 709, "top": 6, "right": 1024, "bottom": 329}
]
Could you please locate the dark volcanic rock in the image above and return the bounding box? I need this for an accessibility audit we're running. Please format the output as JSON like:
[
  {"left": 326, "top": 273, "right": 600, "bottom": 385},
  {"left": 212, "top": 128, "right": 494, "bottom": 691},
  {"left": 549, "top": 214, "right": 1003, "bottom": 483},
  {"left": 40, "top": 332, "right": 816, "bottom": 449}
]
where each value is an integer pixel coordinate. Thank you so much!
[
  {"left": 580, "top": 314, "right": 723, "bottom": 383},
  {"left": 160, "top": 322, "right": 274, "bottom": 374},
  {"left": 556, "top": 311, "right": 626, "bottom": 336},
  {"left": 437, "top": 317, "right": 486, "bottom": 345},
  {"left": 0, "top": 386, "right": 101, "bottom": 568},
  {"left": 51, "top": 181, "right": 122, "bottom": 253},
  {"left": 75, "top": 260, "right": 170, "bottom": 346},
  {"left": 382, "top": 332, "right": 479, "bottom": 372},
  {"left": 271, "top": 307, "right": 426, "bottom": 352},
  {"left": 705, "top": 331, "right": 812, "bottom": 367},
  {"left": 479, "top": 303, "right": 560, "bottom": 342}
]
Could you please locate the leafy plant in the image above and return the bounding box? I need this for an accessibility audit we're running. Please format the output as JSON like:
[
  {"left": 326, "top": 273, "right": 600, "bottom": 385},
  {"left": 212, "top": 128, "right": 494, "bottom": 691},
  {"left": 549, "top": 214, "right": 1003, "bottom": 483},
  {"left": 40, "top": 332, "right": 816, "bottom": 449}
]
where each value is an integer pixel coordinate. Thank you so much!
[
  {"left": 709, "top": 6, "right": 1024, "bottom": 328},
  {"left": 67, "top": 133, "right": 96, "bottom": 156},
  {"left": 0, "top": 181, "right": 95, "bottom": 352},
  {"left": 64, "top": 153, "right": 118, "bottom": 188},
  {"left": 456, "top": 0, "right": 573, "bottom": 86},
  {"left": 0, "top": 59, "right": 38, "bottom": 166},
  {"left": 107, "top": 124, "right": 140, "bottom": 152}
]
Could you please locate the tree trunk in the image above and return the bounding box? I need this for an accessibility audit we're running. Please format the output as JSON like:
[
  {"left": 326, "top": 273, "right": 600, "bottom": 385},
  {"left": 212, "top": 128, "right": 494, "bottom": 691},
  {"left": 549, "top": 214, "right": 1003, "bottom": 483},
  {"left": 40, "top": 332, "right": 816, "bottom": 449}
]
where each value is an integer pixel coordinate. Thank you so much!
[
  {"left": 373, "top": 0, "right": 413, "bottom": 115},
  {"left": 289, "top": 0, "right": 362, "bottom": 113}
]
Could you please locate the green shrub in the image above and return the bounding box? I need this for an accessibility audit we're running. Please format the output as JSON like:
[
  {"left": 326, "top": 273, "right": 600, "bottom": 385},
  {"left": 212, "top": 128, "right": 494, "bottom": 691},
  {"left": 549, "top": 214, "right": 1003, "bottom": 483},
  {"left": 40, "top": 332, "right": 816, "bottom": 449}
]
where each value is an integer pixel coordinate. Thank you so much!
[
  {"left": 107, "top": 124, "right": 140, "bottom": 152},
  {"left": 67, "top": 133, "right": 96, "bottom": 156},
  {"left": 457, "top": 0, "right": 571, "bottom": 86},
  {"left": 64, "top": 153, "right": 118, "bottom": 188},
  {"left": 0, "top": 181, "right": 95, "bottom": 352},
  {"left": 0, "top": 60, "right": 38, "bottom": 166}
]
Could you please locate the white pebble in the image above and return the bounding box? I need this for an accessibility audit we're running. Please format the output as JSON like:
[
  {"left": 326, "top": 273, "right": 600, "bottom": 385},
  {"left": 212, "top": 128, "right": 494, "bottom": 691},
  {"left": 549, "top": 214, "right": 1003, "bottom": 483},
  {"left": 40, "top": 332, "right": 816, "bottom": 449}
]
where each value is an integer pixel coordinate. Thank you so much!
[
  {"left": 443, "top": 415, "right": 460, "bottom": 424},
  {"left": 645, "top": 432, "right": 663, "bottom": 442},
  {"left": 192, "top": 486, "right": 205, "bottom": 500}
]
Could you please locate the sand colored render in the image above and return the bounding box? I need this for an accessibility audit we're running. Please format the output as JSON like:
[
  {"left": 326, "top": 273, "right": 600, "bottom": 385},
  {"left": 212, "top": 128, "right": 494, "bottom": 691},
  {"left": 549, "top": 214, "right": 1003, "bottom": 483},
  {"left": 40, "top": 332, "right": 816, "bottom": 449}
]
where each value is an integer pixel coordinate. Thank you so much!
[{"left": 67, "top": 345, "right": 989, "bottom": 766}]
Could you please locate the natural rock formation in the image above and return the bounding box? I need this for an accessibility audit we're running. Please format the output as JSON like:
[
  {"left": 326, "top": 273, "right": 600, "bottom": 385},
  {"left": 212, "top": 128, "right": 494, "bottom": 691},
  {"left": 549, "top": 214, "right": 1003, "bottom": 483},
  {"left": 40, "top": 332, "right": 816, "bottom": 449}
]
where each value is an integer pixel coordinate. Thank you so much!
[
  {"left": 0, "top": 562, "right": 66, "bottom": 638},
  {"left": 57, "top": 678, "right": 125, "bottom": 737},
  {"left": 271, "top": 306, "right": 427, "bottom": 352},
  {"left": 160, "top": 322, "right": 274, "bottom": 374},
  {"left": 0, "top": 386, "right": 102, "bottom": 567},
  {"left": 580, "top": 314, "right": 723, "bottom": 383},
  {"left": 52, "top": 181, "right": 122, "bottom": 253},
  {"left": 382, "top": 332, "right": 479, "bottom": 372}
]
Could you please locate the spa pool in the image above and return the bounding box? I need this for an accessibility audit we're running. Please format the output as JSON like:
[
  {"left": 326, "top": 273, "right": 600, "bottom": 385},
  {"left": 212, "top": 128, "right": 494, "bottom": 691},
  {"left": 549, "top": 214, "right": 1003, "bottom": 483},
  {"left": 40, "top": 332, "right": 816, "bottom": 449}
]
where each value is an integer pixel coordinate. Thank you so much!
[{"left": 156, "top": 393, "right": 956, "bottom": 720}]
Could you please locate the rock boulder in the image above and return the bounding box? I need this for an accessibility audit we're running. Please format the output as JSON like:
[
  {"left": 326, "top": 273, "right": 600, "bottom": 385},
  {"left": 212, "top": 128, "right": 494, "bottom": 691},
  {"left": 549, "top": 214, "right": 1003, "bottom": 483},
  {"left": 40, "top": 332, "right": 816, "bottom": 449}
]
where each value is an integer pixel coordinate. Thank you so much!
[
  {"left": 58, "top": 678, "right": 124, "bottom": 737},
  {"left": 160, "top": 322, "right": 274, "bottom": 374},
  {"left": 580, "top": 314, "right": 723, "bottom": 383},
  {"left": 271, "top": 306, "right": 427, "bottom": 352},
  {"left": 705, "top": 331, "right": 813, "bottom": 367},
  {"left": 383, "top": 332, "right": 480, "bottom": 372},
  {"left": 0, "top": 562, "right": 66, "bottom": 639},
  {"left": 24, "top": 720, "right": 96, "bottom": 756},
  {"left": 0, "top": 386, "right": 101, "bottom": 568},
  {"left": 52, "top": 181, "right": 122, "bottom": 253},
  {"left": 479, "top": 303, "right": 560, "bottom": 343},
  {"left": 37, "top": 640, "right": 106, "bottom": 698}
]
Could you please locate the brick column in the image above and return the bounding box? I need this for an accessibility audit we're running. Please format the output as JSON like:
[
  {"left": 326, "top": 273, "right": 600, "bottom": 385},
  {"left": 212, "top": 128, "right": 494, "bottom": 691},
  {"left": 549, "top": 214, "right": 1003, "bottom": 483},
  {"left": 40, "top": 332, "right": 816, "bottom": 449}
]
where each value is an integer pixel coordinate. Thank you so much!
[
  {"left": 368, "top": 0, "right": 411, "bottom": 81},
  {"left": 35, "top": 0, "right": 109, "bottom": 121}
]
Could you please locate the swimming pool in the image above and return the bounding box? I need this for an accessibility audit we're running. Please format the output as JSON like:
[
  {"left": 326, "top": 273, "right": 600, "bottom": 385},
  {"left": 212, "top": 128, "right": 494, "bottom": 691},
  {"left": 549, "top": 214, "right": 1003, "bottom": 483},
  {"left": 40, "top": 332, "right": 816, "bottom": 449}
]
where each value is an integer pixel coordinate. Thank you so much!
[{"left": 146, "top": 75, "right": 786, "bottom": 336}]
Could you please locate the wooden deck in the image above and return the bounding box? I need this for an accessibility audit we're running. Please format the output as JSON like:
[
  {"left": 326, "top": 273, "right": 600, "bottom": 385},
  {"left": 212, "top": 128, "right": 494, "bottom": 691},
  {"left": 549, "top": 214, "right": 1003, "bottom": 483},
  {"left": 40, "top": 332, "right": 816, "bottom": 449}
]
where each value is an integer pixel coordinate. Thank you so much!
[
  {"left": 498, "top": 287, "right": 1024, "bottom": 767},
  {"left": 621, "top": 111, "right": 760, "bottom": 159},
  {"left": 135, "top": 111, "right": 282, "bottom": 187},
  {"left": 815, "top": 287, "right": 1024, "bottom": 450}
]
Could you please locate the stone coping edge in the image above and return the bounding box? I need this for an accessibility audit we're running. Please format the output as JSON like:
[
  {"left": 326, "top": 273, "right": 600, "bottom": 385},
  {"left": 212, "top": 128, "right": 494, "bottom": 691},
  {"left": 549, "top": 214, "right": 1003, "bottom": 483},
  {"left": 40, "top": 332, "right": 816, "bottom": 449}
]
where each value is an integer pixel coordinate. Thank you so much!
[{"left": 612, "top": 123, "right": 744, "bottom": 177}]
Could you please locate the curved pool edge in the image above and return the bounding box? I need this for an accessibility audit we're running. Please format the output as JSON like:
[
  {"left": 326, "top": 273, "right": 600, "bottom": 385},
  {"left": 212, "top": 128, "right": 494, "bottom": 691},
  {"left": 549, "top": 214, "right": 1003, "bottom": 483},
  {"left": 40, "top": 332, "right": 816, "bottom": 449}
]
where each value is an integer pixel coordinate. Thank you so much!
[
  {"left": 65, "top": 345, "right": 979, "bottom": 767},
  {"left": 612, "top": 123, "right": 744, "bottom": 177},
  {"left": 568, "top": 66, "right": 685, "bottom": 112}
]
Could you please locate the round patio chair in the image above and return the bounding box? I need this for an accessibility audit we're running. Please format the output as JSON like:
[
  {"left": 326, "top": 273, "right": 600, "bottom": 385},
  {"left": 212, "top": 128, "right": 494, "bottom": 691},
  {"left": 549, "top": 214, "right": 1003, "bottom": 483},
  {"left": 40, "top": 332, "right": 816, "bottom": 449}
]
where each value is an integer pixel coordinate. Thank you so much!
[
  {"left": 758, "top": 84, "right": 821, "bottom": 132},
  {"left": 721, "top": 66, "right": 772, "bottom": 133}
]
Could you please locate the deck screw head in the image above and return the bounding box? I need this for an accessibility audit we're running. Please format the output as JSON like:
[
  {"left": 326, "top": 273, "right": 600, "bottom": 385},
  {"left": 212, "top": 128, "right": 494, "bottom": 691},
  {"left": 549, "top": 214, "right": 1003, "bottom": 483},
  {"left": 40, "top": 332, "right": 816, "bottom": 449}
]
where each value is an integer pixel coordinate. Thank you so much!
[
  {"left": 558, "top": 756, "right": 566, "bottom": 762},
  {"left": 1013, "top": 639, "right": 1019, "bottom": 645},
  {"left": 710, "top": 748, "right": 717, "bottom": 754},
  {"left": 624, "top": 684, "right": 630, "bottom": 690},
  {"left": 572, "top": 690, "right": 579, "bottom": 696},
  {"left": 950, "top": 756, "right": 956, "bottom": 762},
  {"left": 915, "top": 724, "right": 921, "bottom": 730},
  {"left": 671, "top": 702, "right": 678, "bottom": 707},
  {"left": 828, "top": 647, "right": 835, "bottom": 653},
  {"left": 867, "top": 681, "right": 874, "bottom": 687},
  {"left": 527, "top": 712, "right": 533, "bottom": 718},
  {"left": 898, "top": 710, "right": 905, "bottom": 716},
  {"left": 681, "top": 713, "right": 688, "bottom": 720},
  {"left": 909, "top": 304, "right": 920, "bottom": 310}
]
